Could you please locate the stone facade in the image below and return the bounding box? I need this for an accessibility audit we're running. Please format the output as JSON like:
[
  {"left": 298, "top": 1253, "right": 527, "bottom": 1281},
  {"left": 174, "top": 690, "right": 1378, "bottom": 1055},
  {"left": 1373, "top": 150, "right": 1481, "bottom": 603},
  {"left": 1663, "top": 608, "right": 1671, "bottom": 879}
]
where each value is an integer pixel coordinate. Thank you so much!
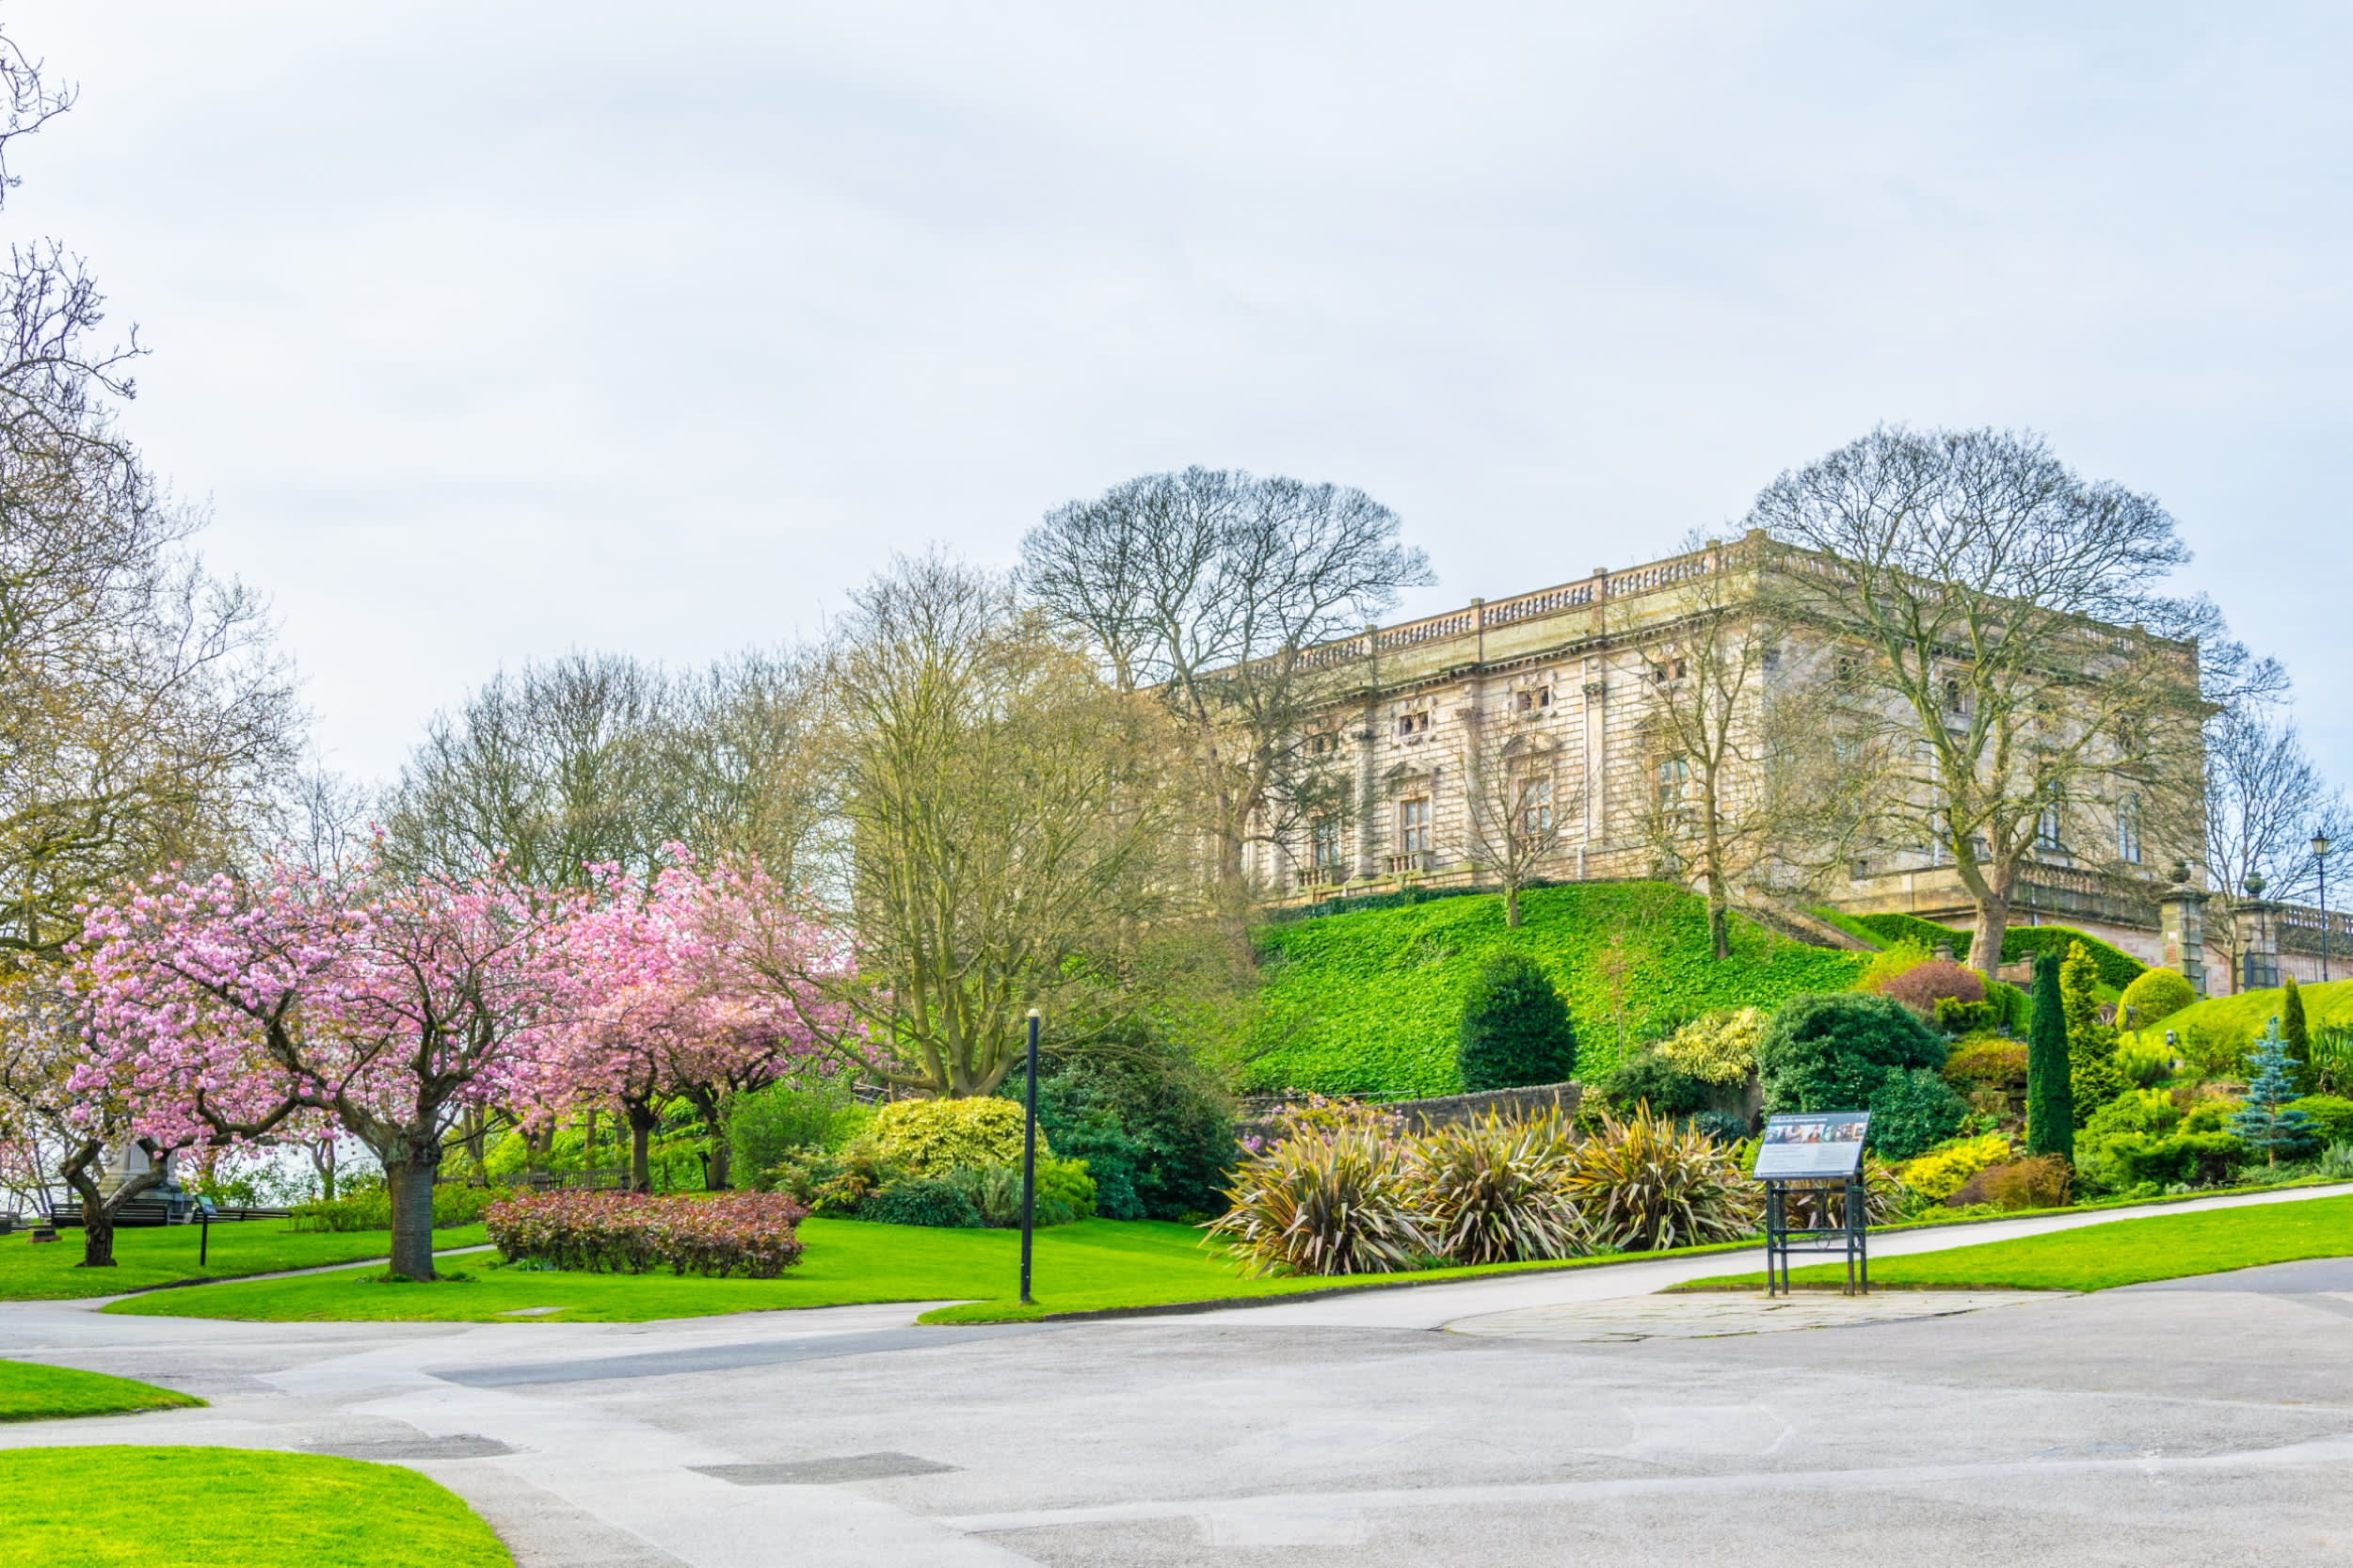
[{"left": 1255, "top": 535, "right": 2216, "bottom": 985}]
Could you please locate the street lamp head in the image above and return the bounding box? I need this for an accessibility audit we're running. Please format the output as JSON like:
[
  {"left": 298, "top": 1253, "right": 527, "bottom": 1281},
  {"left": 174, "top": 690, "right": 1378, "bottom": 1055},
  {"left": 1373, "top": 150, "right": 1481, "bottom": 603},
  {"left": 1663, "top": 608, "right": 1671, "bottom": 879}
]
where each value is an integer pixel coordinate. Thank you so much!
[
  {"left": 1027, "top": 1007, "right": 1040, "bottom": 1020},
  {"left": 2315, "top": 833, "right": 2333, "bottom": 859}
]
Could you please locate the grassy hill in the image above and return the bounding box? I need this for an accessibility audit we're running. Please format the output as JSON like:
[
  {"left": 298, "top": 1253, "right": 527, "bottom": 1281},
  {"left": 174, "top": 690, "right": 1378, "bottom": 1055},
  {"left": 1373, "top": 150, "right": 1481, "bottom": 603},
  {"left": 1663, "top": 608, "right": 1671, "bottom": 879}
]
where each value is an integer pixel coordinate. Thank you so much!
[
  {"left": 1239, "top": 882, "right": 1866, "bottom": 1098},
  {"left": 2126, "top": 978, "right": 2353, "bottom": 1048}
]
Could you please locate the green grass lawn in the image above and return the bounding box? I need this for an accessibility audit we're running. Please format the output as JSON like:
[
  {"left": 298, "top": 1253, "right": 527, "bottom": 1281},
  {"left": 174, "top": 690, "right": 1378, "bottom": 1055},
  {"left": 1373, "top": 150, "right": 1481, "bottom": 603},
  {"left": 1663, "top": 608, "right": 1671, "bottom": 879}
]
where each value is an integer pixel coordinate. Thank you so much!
[
  {"left": 1246, "top": 881, "right": 1865, "bottom": 1096},
  {"left": 0, "top": 1223, "right": 489, "bottom": 1302},
  {"left": 1678, "top": 1194, "right": 2353, "bottom": 1293},
  {"left": 0, "top": 1359, "right": 202, "bottom": 1422},
  {"left": 100, "top": 1217, "right": 1763, "bottom": 1325},
  {"left": 2127, "top": 977, "right": 2353, "bottom": 1049},
  {"left": 0, "top": 1447, "right": 513, "bottom": 1567}
]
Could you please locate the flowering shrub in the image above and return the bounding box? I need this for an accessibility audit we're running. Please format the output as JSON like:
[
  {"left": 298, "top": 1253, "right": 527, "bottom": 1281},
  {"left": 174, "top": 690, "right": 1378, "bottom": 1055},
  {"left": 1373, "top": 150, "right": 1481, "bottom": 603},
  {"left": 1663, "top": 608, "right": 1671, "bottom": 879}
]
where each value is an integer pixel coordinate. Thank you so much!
[
  {"left": 1657, "top": 1008, "right": 1767, "bottom": 1086},
  {"left": 1896, "top": 1132, "right": 2013, "bottom": 1202},
  {"left": 487, "top": 1191, "right": 808, "bottom": 1277},
  {"left": 865, "top": 1097, "right": 1044, "bottom": 1177}
]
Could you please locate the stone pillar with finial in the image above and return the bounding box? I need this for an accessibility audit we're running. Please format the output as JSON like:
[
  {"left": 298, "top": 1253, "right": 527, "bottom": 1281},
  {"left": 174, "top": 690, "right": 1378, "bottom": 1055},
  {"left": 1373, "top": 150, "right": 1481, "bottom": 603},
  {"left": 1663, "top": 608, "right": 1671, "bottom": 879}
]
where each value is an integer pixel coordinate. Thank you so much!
[
  {"left": 2157, "top": 859, "right": 2208, "bottom": 996},
  {"left": 2235, "top": 871, "right": 2281, "bottom": 994}
]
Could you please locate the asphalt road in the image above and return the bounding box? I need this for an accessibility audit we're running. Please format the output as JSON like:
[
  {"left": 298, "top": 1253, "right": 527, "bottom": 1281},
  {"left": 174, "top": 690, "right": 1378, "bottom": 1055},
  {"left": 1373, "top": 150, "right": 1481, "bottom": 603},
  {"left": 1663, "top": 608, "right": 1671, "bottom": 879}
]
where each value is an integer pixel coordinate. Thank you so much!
[{"left": 5, "top": 1184, "right": 2351, "bottom": 1567}]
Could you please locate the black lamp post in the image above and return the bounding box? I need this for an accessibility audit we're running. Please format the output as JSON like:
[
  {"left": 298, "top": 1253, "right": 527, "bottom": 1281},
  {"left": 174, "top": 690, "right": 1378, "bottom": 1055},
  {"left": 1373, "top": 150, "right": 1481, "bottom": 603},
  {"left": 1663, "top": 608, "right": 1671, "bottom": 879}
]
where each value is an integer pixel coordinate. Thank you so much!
[
  {"left": 2315, "top": 833, "right": 2334, "bottom": 983},
  {"left": 1018, "top": 1007, "right": 1040, "bottom": 1306}
]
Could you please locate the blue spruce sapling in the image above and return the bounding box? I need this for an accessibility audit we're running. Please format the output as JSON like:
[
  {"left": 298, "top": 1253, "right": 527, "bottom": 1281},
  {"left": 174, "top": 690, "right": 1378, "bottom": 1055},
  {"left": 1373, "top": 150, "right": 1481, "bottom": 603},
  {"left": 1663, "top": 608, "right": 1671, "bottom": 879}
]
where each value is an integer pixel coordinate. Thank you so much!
[{"left": 2228, "top": 1018, "right": 2319, "bottom": 1166}]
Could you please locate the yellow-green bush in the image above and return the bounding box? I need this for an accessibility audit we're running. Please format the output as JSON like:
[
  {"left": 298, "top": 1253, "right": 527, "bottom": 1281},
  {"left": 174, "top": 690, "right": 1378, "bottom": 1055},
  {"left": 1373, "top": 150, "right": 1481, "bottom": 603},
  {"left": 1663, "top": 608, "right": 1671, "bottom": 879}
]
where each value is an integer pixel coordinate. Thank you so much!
[
  {"left": 1856, "top": 939, "right": 1934, "bottom": 996},
  {"left": 865, "top": 1097, "right": 1047, "bottom": 1177},
  {"left": 1896, "top": 1132, "right": 2013, "bottom": 1202},
  {"left": 1657, "top": 1008, "right": 1767, "bottom": 1086},
  {"left": 2119, "top": 968, "right": 2197, "bottom": 1031}
]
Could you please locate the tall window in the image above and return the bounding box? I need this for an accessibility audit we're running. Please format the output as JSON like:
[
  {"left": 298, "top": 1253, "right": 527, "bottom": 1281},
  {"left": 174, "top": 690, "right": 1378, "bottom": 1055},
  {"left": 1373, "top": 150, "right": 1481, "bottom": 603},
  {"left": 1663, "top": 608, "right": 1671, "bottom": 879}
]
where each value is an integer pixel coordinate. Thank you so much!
[
  {"left": 1312, "top": 818, "right": 1343, "bottom": 870},
  {"left": 1518, "top": 776, "right": 1553, "bottom": 837},
  {"left": 1656, "top": 756, "right": 1689, "bottom": 811},
  {"left": 1398, "top": 711, "right": 1430, "bottom": 737},
  {"left": 1398, "top": 797, "right": 1432, "bottom": 854},
  {"left": 1516, "top": 687, "right": 1551, "bottom": 712},
  {"left": 2037, "top": 781, "right": 2063, "bottom": 852},
  {"left": 2117, "top": 792, "right": 2142, "bottom": 864}
]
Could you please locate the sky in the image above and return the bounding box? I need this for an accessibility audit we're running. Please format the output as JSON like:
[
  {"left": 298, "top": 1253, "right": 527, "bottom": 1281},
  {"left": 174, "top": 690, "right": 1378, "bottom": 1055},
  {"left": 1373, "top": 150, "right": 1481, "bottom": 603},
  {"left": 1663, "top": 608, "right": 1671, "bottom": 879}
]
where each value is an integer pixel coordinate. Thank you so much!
[{"left": 10, "top": 2, "right": 2353, "bottom": 787}]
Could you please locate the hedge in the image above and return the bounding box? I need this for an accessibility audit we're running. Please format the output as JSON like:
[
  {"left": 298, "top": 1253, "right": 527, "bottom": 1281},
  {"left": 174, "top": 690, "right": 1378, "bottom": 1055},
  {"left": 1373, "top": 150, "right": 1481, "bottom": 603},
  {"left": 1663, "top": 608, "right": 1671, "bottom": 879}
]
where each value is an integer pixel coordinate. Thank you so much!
[
  {"left": 485, "top": 1191, "right": 808, "bottom": 1277},
  {"left": 1847, "top": 913, "right": 2147, "bottom": 989}
]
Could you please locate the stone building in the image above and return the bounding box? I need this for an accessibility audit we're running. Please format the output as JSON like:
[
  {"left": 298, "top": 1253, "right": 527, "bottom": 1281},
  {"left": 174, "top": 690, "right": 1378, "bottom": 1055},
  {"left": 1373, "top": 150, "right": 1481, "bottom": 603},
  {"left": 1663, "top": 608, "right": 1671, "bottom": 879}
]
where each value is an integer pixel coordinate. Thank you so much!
[{"left": 1247, "top": 534, "right": 2257, "bottom": 991}]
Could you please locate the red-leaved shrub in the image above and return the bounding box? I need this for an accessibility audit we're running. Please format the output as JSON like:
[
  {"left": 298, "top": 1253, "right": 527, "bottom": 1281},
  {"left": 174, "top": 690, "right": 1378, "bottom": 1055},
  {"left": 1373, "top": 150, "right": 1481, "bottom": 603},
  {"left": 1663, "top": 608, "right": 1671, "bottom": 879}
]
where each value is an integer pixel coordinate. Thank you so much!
[
  {"left": 487, "top": 1192, "right": 808, "bottom": 1278},
  {"left": 1877, "top": 959, "right": 1985, "bottom": 1016}
]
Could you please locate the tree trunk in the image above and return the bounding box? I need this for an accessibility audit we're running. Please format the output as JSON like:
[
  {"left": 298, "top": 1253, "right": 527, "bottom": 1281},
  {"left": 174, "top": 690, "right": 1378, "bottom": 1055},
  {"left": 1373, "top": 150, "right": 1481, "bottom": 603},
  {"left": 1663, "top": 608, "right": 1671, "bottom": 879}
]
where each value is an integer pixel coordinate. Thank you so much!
[
  {"left": 1504, "top": 880, "right": 1521, "bottom": 929},
  {"left": 1706, "top": 892, "right": 1730, "bottom": 962},
  {"left": 684, "top": 1085, "right": 731, "bottom": 1190},
  {"left": 60, "top": 1140, "right": 116, "bottom": 1269},
  {"left": 624, "top": 1099, "right": 660, "bottom": 1193},
  {"left": 384, "top": 1152, "right": 441, "bottom": 1280},
  {"left": 1970, "top": 895, "right": 2011, "bottom": 984}
]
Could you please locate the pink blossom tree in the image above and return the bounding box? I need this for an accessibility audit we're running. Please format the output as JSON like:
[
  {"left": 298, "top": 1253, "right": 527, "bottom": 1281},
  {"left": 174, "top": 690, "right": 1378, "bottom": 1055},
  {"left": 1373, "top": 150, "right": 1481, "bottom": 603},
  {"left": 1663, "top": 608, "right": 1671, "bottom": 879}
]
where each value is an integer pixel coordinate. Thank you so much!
[
  {"left": 0, "top": 957, "right": 219, "bottom": 1268},
  {"left": 77, "top": 860, "right": 580, "bottom": 1280},
  {"left": 539, "top": 856, "right": 841, "bottom": 1192}
]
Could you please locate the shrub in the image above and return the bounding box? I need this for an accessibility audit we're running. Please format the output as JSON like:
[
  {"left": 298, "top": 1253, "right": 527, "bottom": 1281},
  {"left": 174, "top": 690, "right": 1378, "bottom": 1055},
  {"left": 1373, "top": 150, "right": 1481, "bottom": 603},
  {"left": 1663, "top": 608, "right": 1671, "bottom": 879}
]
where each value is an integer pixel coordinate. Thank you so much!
[
  {"left": 1556, "top": 1104, "right": 1761, "bottom": 1251},
  {"left": 2062, "top": 941, "right": 2127, "bottom": 1125},
  {"left": 1897, "top": 1132, "right": 2013, "bottom": 1202},
  {"left": 865, "top": 1097, "right": 1042, "bottom": 1177},
  {"left": 2314, "top": 1023, "right": 2353, "bottom": 1096},
  {"left": 728, "top": 1077, "right": 864, "bottom": 1177},
  {"left": 1598, "top": 1047, "right": 1712, "bottom": 1119},
  {"left": 2118, "top": 968, "right": 2197, "bottom": 1032},
  {"left": 1756, "top": 993, "right": 1947, "bottom": 1114},
  {"left": 1933, "top": 998, "right": 1994, "bottom": 1034},
  {"left": 1941, "top": 1034, "right": 2027, "bottom": 1090},
  {"left": 861, "top": 1176, "right": 983, "bottom": 1228},
  {"left": 1007, "top": 1042, "right": 1236, "bottom": 1221},
  {"left": 759, "top": 1144, "right": 899, "bottom": 1217},
  {"left": 1978, "top": 1155, "right": 2072, "bottom": 1210},
  {"left": 1411, "top": 1112, "right": 1589, "bottom": 1265},
  {"left": 1456, "top": 952, "right": 1577, "bottom": 1091},
  {"left": 1866, "top": 1068, "right": 1969, "bottom": 1160},
  {"left": 1982, "top": 979, "right": 2030, "bottom": 1035},
  {"left": 2229, "top": 1023, "right": 2320, "bottom": 1164},
  {"left": 1878, "top": 960, "right": 1985, "bottom": 1017},
  {"left": 2025, "top": 951, "right": 2073, "bottom": 1160},
  {"left": 486, "top": 1192, "right": 808, "bottom": 1276},
  {"left": 2113, "top": 1033, "right": 2175, "bottom": 1088},
  {"left": 1657, "top": 1008, "right": 1766, "bottom": 1086},
  {"left": 2286, "top": 1095, "right": 2353, "bottom": 1148},
  {"left": 1208, "top": 1113, "right": 1431, "bottom": 1277},
  {"left": 2096, "top": 1130, "right": 2242, "bottom": 1190},
  {"left": 941, "top": 1157, "right": 1097, "bottom": 1227},
  {"left": 2282, "top": 975, "right": 2313, "bottom": 1094}
]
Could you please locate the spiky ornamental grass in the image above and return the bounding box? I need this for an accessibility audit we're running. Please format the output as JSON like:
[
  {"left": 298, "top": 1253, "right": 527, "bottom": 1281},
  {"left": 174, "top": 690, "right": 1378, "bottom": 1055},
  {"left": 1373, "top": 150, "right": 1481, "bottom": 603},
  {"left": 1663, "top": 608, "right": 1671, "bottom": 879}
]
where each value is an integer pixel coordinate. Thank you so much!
[
  {"left": 1411, "top": 1112, "right": 1591, "bottom": 1265},
  {"left": 1557, "top": 1104, "right": 1761, "bottom": 1251},
  {"left": 1208, "top": 1105, "right": 1433, "bottom": 1277}
]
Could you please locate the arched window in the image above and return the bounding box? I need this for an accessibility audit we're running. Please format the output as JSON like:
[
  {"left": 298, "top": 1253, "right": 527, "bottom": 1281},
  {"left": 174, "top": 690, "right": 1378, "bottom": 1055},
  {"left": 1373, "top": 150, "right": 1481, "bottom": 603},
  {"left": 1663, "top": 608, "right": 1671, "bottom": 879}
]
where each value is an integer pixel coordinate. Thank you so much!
[{"left": 2117, "top": 793, "right": 2142, "bottom": 864}]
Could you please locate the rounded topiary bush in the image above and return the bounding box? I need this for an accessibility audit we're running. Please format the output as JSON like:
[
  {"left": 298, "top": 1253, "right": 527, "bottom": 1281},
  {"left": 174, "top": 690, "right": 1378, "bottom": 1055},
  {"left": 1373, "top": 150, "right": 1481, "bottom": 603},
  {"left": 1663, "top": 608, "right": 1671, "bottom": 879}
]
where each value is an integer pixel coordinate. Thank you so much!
[
  {"left": 1756, "top": 993, "right": 1948, "bottom": 1113},
  {"left": 1457, "top": 951, "right": 1577, "bottom": 1092},
  {"left": 2118, "top": 968, "right": 2197, "bottom": 1032},
  {"left": 1877, "top": 959, "right": 1985, "bottom": 1016}
]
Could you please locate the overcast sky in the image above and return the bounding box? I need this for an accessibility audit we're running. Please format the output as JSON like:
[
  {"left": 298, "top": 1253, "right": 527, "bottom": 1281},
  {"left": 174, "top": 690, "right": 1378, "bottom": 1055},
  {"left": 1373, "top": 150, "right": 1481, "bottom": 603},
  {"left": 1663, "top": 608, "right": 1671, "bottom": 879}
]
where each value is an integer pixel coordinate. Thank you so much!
[{"left": 13, "top": 2, "right": 2352, "bottom": 787}]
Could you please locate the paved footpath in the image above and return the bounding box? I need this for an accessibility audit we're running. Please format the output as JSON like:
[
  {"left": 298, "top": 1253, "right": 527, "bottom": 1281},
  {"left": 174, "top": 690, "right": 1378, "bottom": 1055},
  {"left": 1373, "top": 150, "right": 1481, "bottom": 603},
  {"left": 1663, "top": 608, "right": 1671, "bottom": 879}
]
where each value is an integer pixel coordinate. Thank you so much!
[{"left": 5, "top": 1182, "right": 2352, "bottom": 1568}]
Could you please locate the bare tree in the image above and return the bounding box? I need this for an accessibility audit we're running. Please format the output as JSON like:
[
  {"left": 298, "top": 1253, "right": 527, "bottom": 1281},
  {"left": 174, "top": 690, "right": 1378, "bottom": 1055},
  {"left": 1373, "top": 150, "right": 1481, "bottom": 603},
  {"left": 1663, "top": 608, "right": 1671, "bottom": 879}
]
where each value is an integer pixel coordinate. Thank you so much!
[
  {"left": 1455, "top": 694, "right": 1576, "bottom": 928},
  {"left": 807, "top": 553, "right": 1173, "bottom": 1096},
  {"left": 663, "top": 648, "right": 838, "bottom": 892},
  {"left": 1751, "top": 427, "right": 2211, "bottom": 978},
  {"left": 1625, "top": 537, "right": 1882, "bottom": 956},
  {"left": 0, "top": 36, "right": 296, "bottom": 957},
  {"left": 2201, "top": 703, "right": 2341, "bottom": 991},
  {"left": 1023, "top": 468, "right": 1430, "bottom": 934}
]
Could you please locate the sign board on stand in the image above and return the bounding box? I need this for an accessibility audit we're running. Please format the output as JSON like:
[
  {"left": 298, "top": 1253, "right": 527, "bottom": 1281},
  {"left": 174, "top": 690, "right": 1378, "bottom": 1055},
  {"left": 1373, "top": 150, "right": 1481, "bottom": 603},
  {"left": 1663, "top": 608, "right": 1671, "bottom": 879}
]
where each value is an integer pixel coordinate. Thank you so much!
[{"left": 1754, "top": 1112, "right": 1871, "bottom": 1296}]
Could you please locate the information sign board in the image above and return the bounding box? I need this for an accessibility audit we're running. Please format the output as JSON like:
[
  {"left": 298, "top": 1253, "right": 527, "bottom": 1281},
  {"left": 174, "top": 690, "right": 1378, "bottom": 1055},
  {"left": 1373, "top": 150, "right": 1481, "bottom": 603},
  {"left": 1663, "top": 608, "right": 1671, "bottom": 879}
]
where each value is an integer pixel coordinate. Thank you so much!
[{"left": 1753, "top": 1112, "right": 1869, "bottom": 1178}]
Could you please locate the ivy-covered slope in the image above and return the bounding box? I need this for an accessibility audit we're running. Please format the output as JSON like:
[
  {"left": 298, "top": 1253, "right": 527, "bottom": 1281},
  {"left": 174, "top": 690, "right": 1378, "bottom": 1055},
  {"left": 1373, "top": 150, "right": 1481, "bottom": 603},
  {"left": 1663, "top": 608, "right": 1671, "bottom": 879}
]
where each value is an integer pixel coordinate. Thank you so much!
[{"left": 1239, "top": 882, "right": 1866, "bottom": 1098}]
